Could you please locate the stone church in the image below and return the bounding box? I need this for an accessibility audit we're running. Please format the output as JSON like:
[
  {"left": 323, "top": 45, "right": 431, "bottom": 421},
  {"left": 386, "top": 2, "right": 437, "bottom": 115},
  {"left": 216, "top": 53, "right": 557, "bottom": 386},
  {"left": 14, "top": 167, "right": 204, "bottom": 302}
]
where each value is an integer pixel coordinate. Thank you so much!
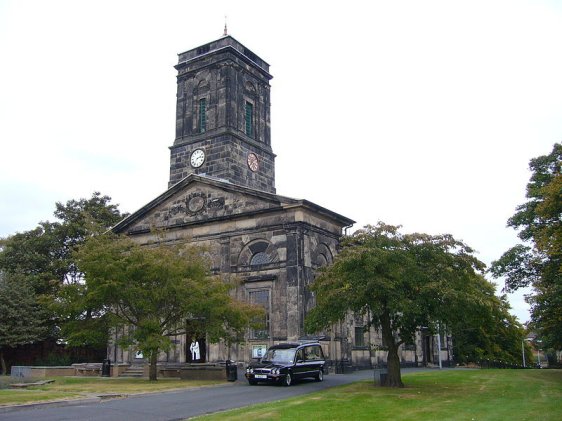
[{"left": 110, "top": 35, "right": 450, "bottom": 369}]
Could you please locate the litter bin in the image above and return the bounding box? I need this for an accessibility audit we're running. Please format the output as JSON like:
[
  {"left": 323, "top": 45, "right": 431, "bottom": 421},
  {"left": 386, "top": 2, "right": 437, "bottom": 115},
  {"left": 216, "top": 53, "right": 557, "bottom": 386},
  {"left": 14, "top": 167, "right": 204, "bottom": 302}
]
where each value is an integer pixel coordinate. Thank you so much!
[
  {"left": 373, "top": 368, "right": 387, "bottom": 386},
  {"left": 226, "top": 360, "right": 237, "bottom": 381},
  {"left": 102, "top": 359, "right": 111, "bottom": 377}
]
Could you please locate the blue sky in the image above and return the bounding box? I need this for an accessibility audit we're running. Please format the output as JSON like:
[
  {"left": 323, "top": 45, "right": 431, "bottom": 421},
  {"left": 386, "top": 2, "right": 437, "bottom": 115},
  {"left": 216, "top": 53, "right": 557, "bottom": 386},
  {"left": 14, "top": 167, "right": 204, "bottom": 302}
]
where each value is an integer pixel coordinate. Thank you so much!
[{"left": 1, "top": 0, "right": 561, "bottom": 323}]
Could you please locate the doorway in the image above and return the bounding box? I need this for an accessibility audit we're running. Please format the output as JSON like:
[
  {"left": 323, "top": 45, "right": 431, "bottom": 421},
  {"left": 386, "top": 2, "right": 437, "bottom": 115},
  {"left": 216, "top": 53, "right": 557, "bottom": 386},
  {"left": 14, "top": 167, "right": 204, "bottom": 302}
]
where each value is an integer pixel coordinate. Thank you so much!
[{"left": 185, "top": 318, "right": 206, "bottom": 363}]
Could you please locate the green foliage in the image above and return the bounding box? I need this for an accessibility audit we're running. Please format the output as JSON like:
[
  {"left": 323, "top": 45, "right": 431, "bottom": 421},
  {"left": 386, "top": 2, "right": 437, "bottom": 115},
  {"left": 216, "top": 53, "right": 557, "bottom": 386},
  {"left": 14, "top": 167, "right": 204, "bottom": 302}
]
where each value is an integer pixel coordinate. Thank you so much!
[
  {"left": 0, "top": 223, "right": 66, "bottom": 295},
  {"left": 0, "top": 192, "right": 125, "bottom": 347},
  {"left": 68, "top": 233, "right": 262, "bottom": 380},
  {"left": 306, "top": 222, "right": 493, "bottom": 387},
  {"left": 491, "top": 143, "right": 561, "bottom": 349},
  {"left": 34, "top": 352, "right": 73, "bottom": 367},
  {"left": 0, "top": 192, "right": 124, "bottom": 293},
  {"left": 0, "top": 272, "right": 47, "bottom": 373},
  {"left": 452, "top": 288, "right": 530, "bottom": 365}
]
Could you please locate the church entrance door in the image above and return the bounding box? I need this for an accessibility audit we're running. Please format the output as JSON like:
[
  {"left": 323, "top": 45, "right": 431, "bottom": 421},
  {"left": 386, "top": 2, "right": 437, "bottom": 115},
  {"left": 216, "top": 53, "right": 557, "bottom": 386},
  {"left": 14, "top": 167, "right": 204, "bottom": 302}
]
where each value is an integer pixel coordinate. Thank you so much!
[{"left": 185, "top": 319, "right": 206, "bottom": 363}]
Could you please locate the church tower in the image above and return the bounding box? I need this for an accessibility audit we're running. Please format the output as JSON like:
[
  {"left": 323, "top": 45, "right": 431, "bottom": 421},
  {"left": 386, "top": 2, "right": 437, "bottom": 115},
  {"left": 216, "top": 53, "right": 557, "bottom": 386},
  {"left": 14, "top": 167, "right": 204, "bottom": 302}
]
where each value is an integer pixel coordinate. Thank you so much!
[{"left": 169, "top": 36, "right": 275, "bottom": 193}]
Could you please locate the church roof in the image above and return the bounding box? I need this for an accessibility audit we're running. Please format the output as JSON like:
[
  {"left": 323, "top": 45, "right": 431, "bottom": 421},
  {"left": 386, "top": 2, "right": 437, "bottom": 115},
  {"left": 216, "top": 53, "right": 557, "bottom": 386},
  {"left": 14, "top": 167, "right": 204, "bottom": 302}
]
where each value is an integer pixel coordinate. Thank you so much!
[{"left": 112, "top": 174, "right": 354, "bottom": 235}]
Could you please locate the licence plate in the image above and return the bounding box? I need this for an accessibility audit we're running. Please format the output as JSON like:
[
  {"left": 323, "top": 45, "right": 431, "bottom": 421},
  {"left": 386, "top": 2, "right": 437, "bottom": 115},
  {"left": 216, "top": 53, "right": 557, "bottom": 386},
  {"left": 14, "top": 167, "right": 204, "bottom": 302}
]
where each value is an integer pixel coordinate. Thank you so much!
[{"left": 255, "top": 374, "right": 267, "bottom": 379}]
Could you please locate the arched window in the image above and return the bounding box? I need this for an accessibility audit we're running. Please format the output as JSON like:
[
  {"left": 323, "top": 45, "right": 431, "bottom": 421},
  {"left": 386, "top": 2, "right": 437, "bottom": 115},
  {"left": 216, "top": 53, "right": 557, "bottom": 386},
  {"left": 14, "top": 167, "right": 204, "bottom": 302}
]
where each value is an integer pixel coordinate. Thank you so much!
[
  {"left": 314, "top": 243, "right": 334, "bottom": 269},
  {"left": 238, "top": 239, "right": 279, "bottom": 269},
  {"left": 250, "top": 252, "right": 270, "bottom": 266}
]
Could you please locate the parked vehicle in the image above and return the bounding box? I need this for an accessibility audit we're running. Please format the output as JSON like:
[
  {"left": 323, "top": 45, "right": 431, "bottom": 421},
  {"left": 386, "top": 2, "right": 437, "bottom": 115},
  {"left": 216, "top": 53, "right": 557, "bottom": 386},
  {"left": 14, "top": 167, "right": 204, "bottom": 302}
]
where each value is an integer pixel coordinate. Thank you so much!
[{"left": 245, "top": 342, "right": 326, "bottom": 386}]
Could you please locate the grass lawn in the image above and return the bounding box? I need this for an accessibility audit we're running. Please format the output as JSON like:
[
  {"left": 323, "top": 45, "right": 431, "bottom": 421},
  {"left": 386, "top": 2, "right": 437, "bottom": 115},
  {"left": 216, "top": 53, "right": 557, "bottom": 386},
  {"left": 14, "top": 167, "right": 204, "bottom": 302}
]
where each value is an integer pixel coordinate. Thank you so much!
[
  {"left": 194, "top": 369, "right": 562, "bottom": 421},
  {"left": 0, "top": 376, "right": 223, "bottom": 406}
]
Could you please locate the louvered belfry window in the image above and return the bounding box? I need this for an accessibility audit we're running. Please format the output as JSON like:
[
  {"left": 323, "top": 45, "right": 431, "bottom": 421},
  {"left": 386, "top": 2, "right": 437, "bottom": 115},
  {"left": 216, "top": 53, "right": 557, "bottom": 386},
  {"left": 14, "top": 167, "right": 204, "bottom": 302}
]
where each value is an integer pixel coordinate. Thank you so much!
[
  {"left": 199, "top": 98, "right": 207, "bottom": 133},
  {"left": 245, "top": 101, "right": 253, "bottom": 137}
]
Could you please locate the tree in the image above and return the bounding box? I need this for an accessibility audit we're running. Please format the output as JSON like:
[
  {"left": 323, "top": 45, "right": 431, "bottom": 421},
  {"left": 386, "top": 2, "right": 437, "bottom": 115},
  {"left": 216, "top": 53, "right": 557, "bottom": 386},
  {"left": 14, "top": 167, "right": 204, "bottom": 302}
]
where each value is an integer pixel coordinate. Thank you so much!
[
  {"left": 69, "top": 233, "right": 262, "bottom": 381},
  {"left": 0, "top": 272, "right": 46, "bottom": 374},
  {"left": 451, "top": 280, "right": 530, "bottom": 366},
  {"left": 491, "top": 143, "right": 561, "bottom": 349},
  {"left": 0, "top": 192, "right": 125, "bottom": 291},
  {"left": 0, "top": 192, "right": 125, "bottom": 343},
  {"left": 306, "top": 223, "right": 493, "bottom": 387}
]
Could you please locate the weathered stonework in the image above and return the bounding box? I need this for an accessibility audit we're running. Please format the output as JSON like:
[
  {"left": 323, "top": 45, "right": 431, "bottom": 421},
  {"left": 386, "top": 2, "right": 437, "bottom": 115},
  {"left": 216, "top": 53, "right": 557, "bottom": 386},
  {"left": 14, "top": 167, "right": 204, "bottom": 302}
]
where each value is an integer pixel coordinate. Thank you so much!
[
  {"left": 110, "top": 35, "right": 446, "bottom": 369},
  {"left": 169, "top": 36, "right": 275, "bottom": 193}
]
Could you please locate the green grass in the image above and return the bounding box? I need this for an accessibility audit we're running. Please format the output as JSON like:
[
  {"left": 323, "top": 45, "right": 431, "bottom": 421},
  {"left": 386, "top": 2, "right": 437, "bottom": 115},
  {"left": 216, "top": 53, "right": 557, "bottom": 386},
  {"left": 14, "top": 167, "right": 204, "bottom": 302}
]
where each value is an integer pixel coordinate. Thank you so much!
[
  {"left": 194, "top": 369, "right": 562, "bottom": 421},
  {"left": 0, "top": 389, "right": 83, "bottom": 405},
  {"left": 0, "top": 376, "right": 223, "bottom": 406}
]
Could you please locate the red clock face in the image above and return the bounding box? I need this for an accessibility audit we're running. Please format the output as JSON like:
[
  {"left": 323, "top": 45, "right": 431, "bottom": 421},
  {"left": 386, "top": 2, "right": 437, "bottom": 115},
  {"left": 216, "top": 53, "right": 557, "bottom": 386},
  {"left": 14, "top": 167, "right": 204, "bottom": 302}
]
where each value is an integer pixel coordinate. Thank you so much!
[{"left": 247, "top": 153, "right": 259, "bottom": 172}]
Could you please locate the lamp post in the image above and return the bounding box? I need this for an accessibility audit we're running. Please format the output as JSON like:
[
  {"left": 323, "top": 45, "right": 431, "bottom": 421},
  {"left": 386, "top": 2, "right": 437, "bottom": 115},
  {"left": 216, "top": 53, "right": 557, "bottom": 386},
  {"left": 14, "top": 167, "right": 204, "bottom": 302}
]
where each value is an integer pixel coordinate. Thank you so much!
[
  {"left": 536, "top": 339, "right": 542, "bottom": 368},
  {"left": 436, "top": 325, "right": 442, "bottom": 369},
  {"left": 537, "top": 349, "right": 542, "bottom": 368},
  {"left": 522, "top": 340, "right": 526, "bottom": 368}
]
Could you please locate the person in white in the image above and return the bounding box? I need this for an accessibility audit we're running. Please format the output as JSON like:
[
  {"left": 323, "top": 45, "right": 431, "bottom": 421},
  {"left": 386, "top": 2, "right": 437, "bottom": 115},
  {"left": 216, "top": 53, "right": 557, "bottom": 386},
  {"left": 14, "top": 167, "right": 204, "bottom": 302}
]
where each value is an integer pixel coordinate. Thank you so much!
[{"left": 190, "top": 339, "right": 200, "bottom": 361}]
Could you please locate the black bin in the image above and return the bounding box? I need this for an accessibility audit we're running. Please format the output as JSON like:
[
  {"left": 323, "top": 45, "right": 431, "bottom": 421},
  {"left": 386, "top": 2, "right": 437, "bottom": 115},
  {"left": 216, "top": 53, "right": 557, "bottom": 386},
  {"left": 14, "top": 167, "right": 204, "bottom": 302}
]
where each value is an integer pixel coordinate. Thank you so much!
[
  {"left": 226, "top": 360, "right": 237, "bottom": 381},
  {"left": 374, "top": 368, "right": 388, "bottom": 386},
  {"left": 102, "top": 359, "right": 111, "bottom": 377}
]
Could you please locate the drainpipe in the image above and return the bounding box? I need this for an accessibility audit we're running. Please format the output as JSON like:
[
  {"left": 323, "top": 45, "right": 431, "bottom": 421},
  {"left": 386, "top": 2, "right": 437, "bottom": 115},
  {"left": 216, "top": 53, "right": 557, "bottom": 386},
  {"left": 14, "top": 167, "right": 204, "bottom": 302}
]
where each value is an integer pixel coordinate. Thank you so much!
[{"left": 436, "top": 324, "right": 442, "bottom": 369}]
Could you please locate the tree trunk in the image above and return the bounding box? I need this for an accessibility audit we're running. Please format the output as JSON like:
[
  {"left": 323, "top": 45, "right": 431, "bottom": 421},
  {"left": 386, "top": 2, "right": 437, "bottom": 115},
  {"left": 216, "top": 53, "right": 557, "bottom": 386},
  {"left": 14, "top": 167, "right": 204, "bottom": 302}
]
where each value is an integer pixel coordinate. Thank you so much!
[
  {"left": 380, "top": 311, "right": 404, "bottom": 388},
  {"left": 149, "top": 350, "right": 158, "bottom": 381},
  {"left": 0, "top": 350, "right": 6, "bottom": 375}
]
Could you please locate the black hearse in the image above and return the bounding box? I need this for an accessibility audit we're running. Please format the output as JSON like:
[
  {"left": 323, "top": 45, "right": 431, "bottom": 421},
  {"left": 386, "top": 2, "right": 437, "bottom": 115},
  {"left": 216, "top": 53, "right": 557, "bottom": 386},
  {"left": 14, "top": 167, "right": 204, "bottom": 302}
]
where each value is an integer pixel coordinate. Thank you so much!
[{"left": 245, "top": 342, "right": 326, "bottom": 386}]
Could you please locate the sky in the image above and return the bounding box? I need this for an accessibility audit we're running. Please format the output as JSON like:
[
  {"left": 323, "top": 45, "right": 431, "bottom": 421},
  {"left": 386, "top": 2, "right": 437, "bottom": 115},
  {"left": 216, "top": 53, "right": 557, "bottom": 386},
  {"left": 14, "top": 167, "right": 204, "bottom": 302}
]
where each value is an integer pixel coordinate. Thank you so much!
[{"left": 1, "top": 0, "right": 561, "bottom": 323}]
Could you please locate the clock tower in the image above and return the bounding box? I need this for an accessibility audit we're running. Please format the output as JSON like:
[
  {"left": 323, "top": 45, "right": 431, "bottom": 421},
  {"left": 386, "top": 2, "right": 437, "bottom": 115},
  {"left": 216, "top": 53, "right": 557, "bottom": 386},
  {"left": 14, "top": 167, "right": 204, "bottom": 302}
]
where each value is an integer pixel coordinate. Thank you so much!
[{"left": 169, "top": 36, "right": 275, "bottom": 193}]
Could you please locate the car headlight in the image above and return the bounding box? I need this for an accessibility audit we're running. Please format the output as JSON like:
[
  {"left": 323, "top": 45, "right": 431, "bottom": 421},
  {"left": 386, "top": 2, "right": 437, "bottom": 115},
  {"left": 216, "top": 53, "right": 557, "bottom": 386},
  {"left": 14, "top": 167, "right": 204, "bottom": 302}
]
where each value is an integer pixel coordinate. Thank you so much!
[{"left": 272, "top": 368, "right": 279, "bottom": 375}]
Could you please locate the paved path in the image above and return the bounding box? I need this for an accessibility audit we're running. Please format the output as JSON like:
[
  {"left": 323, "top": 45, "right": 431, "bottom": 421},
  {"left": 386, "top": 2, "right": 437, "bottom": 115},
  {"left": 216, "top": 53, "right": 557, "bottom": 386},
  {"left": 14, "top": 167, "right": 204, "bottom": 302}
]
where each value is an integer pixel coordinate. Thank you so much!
[{"left": 0, "top": 368, "right": 431, "bottom": 421}]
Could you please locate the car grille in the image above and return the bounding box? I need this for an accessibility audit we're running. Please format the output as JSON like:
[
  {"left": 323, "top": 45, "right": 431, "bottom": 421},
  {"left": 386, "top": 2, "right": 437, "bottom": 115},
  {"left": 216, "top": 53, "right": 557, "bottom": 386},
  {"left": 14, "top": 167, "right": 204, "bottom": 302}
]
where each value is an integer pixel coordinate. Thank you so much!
[{"left": 253, "top": 368, "right": 271, "bottom": 374}]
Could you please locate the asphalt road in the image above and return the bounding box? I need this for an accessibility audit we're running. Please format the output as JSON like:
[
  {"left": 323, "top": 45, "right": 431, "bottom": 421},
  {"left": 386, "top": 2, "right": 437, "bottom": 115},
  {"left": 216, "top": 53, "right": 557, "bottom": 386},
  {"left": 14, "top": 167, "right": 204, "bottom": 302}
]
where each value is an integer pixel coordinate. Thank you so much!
[{"left": 0, "top": 368, "right": 431, "bottom": 420}]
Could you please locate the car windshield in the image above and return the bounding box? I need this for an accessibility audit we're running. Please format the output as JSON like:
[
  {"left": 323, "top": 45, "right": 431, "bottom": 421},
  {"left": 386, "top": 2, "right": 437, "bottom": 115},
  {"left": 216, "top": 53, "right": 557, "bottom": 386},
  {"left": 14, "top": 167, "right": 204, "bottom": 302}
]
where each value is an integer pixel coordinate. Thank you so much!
[{"left": 261, "top": 348, "right": 296, "bottom": 364}]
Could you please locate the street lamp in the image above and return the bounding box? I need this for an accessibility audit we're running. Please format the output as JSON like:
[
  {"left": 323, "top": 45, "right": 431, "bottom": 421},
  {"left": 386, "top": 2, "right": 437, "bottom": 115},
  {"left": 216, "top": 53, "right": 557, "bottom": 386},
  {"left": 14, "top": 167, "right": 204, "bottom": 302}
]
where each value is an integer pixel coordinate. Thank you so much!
[
  {"left": 522, "top": 340, "right": 526, "bottom": 368},
  {"left": 522, "top": 337, "right": 535, "bottom": 368},
  {"left": 537, "top": 349, "right": 542, "bottom": 368},
  {"left": 536, "top": 340, "right": 542, "bottom": 368}
]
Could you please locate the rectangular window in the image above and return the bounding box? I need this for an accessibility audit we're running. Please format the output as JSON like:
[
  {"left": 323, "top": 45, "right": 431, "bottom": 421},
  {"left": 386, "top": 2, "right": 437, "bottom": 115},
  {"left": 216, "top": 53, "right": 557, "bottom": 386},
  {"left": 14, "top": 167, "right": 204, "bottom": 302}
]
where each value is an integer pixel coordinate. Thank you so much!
[
  {"left": 249, "top": 290, "right": 269, "bottom": 339},
  {"left": 245, "top": 101, "right": 253, "bottom": 137},
  {"left": 354, "top": 326, "right": 365, "bottom": 347},
  {"left": 304, "top": 345, "right": 323, "bottom": 361},
  {"left": 199, "top": 98, "right": 207, "bottom": 133},
  {"left": 404, "top": 342, "right": 416, "bottom": 351}
]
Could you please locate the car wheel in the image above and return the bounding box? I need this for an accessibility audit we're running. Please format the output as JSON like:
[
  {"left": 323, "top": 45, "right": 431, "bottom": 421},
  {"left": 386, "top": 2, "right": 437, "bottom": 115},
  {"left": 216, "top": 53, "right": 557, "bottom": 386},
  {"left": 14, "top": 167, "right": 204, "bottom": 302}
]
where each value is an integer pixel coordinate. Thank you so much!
[
  {"left": 248, "top": 379, "right": 257, "bottom": 385},
  {"left": 283, "top": 372, "right": 292, "bottom": 387},
  {"left": 315, "top": 369, "right": 323, "bottom": 382}
]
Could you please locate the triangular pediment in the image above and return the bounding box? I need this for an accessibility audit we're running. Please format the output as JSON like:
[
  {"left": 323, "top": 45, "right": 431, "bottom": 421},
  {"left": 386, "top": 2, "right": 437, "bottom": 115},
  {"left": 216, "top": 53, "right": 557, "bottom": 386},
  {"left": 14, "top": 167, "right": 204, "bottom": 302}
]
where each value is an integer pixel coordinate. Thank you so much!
[{"left": 113, "top": 175, "right": 293, "bottom": 234}]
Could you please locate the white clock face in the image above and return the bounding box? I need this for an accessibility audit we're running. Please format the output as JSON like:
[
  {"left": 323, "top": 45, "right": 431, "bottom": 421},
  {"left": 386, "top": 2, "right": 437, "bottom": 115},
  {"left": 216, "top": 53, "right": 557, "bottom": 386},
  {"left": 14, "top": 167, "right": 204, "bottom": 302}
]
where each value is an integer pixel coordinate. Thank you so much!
[
  {"left": 247, "top": 153, "right": 259, "bottom": 172},
  {"left": 190, "top": 149, "right": 205, "bottom": 168}
]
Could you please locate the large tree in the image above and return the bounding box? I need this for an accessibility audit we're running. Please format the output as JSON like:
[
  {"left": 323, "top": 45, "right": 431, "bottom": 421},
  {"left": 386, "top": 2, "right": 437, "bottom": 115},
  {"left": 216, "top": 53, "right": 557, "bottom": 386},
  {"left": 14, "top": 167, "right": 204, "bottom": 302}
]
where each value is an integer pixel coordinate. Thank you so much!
[
  {"left": 491, "top": 143, "right": 561, "bottom": 349},
  {"left": 0, "top": 192, "right": 125, "bottom": 291},
  {"left": 68, "top": 233, "right": 262, "bottom": 381},
  {"left": 0, "top": 272, "right": 46, "bottom": 374},
  {"left": 450, "top": 280, "right": 530, "bottom": 366},
  {"left": 306, "top": 223, "right": 494, "bottom": 387},
  {"left": 0, "top": 192, "right": 125, "bottom": 343}
]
